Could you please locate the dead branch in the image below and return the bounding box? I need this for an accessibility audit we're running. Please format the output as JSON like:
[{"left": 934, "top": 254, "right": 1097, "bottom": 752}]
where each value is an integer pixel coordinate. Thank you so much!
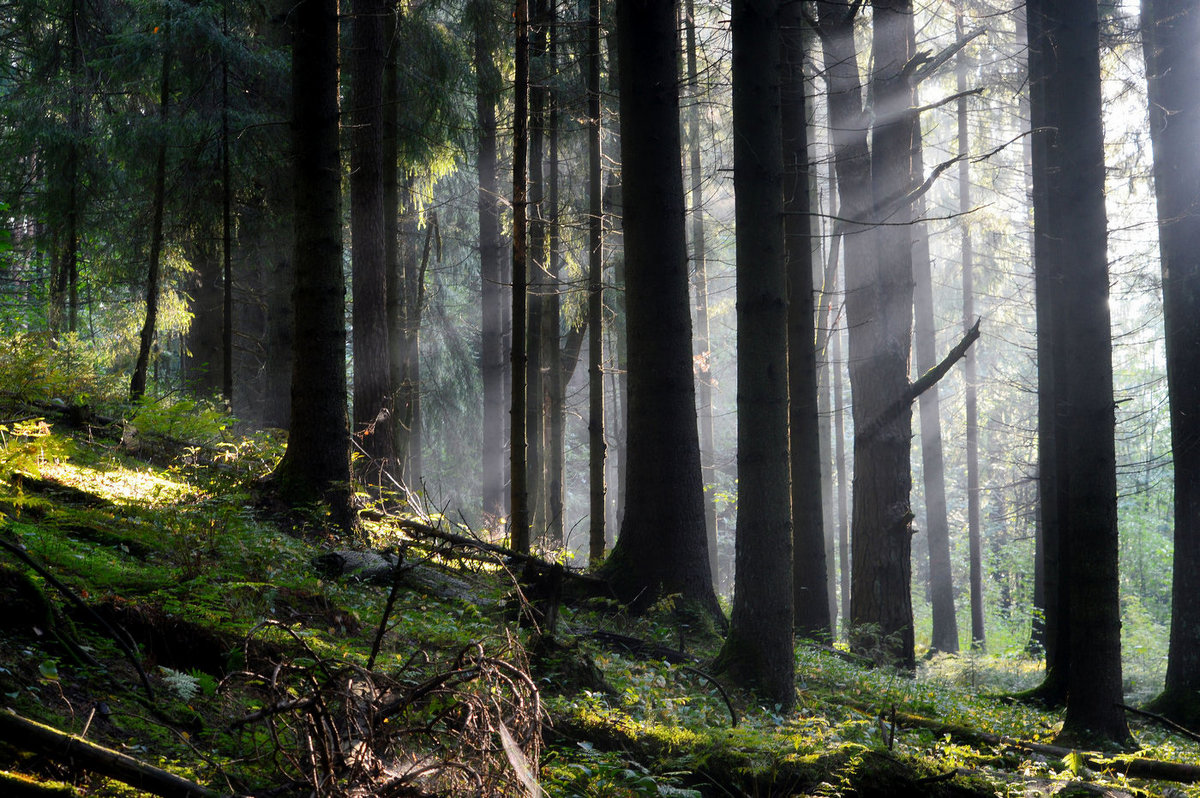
[
  {"left": 0, "top": 532, "right": 156, "bottom": 702},
  {"left": 859, "top": 319, "right": 981, "bottom": 442},
  {"left": 0, "top": 710, "right": 219, "bottom": 798},
  {"left": 1120, "top": 703, "right": 1200, "bottom": 745}
]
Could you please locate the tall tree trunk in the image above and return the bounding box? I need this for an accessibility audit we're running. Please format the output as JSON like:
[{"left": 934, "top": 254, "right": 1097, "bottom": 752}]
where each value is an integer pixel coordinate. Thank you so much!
[
  {"left": 600, "top": 0, "right": 720, "bottom": 620},
  {"left": 271, "top": 0, "right": 353, "bottom": 529},
  {"left": 221, "top": 0, "right": 233, "bottom": 405},
  {"left": 586, "top": 0, "right": 607, "bottom": 564},
  {"left": 1016, "top": 4, "right": 1046, "bottom": 658},
  {"left": 131, "top": 43, "right": 172, "bottom": 402},
  {"left": 684, "top": 0, "right": 721, "bottom": 591},
  {"left": 816, "top": 1, "right": 873, "bottom": 647},
  {"left": 818, "top": 0, "right": 919, "bottom": 668},
  {"left": 510, "top": 0, "right": 531, "bottom": 553},
  {"left": 544, "top": 7, "right": 565, "bottom": 546},
  {"left": 957, "top": 4, "right": 984, "bottom": 652},
  {"left": 474, "top": 1, "right": 507, "bottom": 523},
  {"left": 526, "top": 0, "right": 549, "bottom": 537},
  {"left": 832, "top": 309, "right": 850, "bottom": 630},
  {"left": 1026, "top": 0, "right": 1067, "bottom": 706},
  {"left": 716, "top": 0, "right": 795, "bottom": 707},
  {"left": 912, "top": 107, "right": 958, "bottom": 655},
  {"left": 782, "top": 1, "right": 830, "bottom": 641},
  {"left": 1143, "top": 0, "right": 1200, "bottom": 727},
  {"left": 1030, "top": 0, "right": 1131, "bottom": 749},
  {"left": 350, "top": 0, "right": 395, "bottom": 477}
]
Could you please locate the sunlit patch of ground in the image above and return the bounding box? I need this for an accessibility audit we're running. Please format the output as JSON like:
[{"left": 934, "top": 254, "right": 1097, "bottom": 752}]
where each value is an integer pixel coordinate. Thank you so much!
[{"left": 35, "top": 458, "right": 195, "bottom": 507}]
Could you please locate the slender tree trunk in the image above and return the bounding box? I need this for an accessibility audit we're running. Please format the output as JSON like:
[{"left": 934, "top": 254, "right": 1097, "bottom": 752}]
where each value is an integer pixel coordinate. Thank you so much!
[
  {"left": 782, "top": 1, "right": 830, "bottom": 641},
  {"left": 956, "top": 5, "right": 984, "bottom": 652},
  {"left": 1143, "top": 0, "right": 1200, "bottom": 727},
  {"left": 131, "top": 43, "right": 172, "bottom": 402},
  {"left": 475, "top": 2, "right": 506, "bottom": 522},
  {"left": 510, "top": 0, "right": 531, "bottom": 553},
  {"left": 716, "top": 0, "right": 795, "bottom": 707},
  {"left": 221, "top": 0, "right": 233, "bottom": 405},
  {"left": 544, "top": 7, "right": 565, "bottom": 546},
  {"left": 1026, "top": 0, "right": 1067, "bottom": 705},
  {"left": 350, "top": 0, "right": 394, "bottom": 477},
  {"left": 684, "top": 0, "right": 721, "bottom": 591},
  {"left": 587, "top": 0, "right": 607, "bottom": 565},
  {"left": 271, "top": 0, "right": 353, "bottom": 529},
  {"left": 912, "top": 113, "right": 958, "bottom": 655},
  {"left": 832, "top": 310, "right": 850, "bottom": 631},
  {"left": 526, "top": 0, "right": 549, "bottom": 537},
  {"left": 1015, "top": 4, "right": 1046, "bottom": 658}
]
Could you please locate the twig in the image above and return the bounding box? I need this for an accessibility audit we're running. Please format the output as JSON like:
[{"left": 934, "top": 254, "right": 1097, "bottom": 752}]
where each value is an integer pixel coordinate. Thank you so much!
[
  {"left": 0, "top": 531, "right": 156, "bottom": 702},
  {"left": 678, "top": 665, "right": 739, "bottom": 728},
  {"left": 1121, "top": 703, "right": 1200, "bottom": 745}
]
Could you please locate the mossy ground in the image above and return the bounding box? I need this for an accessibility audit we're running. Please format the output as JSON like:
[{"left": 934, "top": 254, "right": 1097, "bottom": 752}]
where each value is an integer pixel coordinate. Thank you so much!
[{"left": 1, "top": 408, "right": 1199, "bottom": 796}]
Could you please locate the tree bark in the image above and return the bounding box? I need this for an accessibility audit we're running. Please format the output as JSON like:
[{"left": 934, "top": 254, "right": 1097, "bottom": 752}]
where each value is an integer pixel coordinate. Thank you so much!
[
  {"left": 1142, "top": 0, "right": 1200, "bottom": 727},
  {"left": 782, "top": 1, "right": 830, "bottom": 641},
  {"left": 350, "top": 0, "right": 394, "bottom": 475},
  {"left": 956, "top": 4, "right": 984, "bottom": 653},
  {"left": 715, "top": 0, "right": 796, "bottom": 708},
  {"left": 586, "top": 0, "right": 607, "bottom": 565},
  {"left": 1030, "top": 0, "right": 1131, "bottom": 748},
  {"left": 130, "top": 42, "right": 171, "bottom": 401},
  {"left": 600, "top": 0, "right": 720, "bottom": 620},
  {"left": 684, "top": 0, "right": 721, "bottom": 592},
  {"left": 474, "top": 1, "right": 507, "bottom": 523},
  {"left": 270, "top": 0, "right": 353, "bottom": 529},
  {"left": 911, "top": 99, "right": 958, "bottom": 655},
  {"left": 510, "top": 0, "right": 531, "bottom": 553}
]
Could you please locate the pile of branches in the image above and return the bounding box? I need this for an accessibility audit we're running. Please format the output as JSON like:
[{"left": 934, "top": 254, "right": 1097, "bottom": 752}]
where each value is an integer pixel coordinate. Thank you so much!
[{"left": 226, "top": 622, "right": 542, "bottom": 797}]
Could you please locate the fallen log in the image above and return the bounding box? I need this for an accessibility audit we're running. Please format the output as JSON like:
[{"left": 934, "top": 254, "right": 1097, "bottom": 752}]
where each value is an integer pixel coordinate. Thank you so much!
[
  {"left": 884, "top": 707, "right": 1200, "bottom": 784},
  {"left": 0, "top": 710, "right": 221, "bottom": 798}
]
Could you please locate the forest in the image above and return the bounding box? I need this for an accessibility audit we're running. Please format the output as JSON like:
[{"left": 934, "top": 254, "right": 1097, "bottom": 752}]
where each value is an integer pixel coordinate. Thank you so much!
[{"left": 2, "top": 0, "right": 1200, "bottom": 794}]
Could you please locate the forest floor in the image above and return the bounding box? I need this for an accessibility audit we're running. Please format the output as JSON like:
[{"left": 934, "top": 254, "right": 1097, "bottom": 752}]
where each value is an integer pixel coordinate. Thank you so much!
[{"left": 1, "top": 402, "right": 1199, "bottom": 797}]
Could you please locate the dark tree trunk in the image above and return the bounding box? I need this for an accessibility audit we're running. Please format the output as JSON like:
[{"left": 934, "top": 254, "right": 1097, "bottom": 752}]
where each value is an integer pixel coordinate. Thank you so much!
[
  {"left": 586, "top": 0, "right": 607, "bottom": 564},
  {"left": 684, "top": 0, "right": 721, "bottom": 591},
  {"left": 1027, "top": 0, "right": 1066, "bottom": 700},
  {"left": 510, "top": 0, "right": 531, "bottom": 553},
  {"left": 544, "top": 8, "right": 566, "bottom": 546},
  {"left": 221, "top": 0, "right": 233, "bottom": 405},
  {"left": 912, "top": 108, "right": 958, "bottom": 655},
  {"left": 1143, "top": 0, "right": 1200, "bottom": 727},
  {"left": 819, "top": 0, "right": 919, "bottom": 668},
  {"left": 350, "top": 0, "right": 395, "bottom": 475},
  {"left": 184, "top": 235, "right": 224, "bottom": 397},
  {"left": 270, "top": 0, "right": 354, "bottom": 529},
  {"left": 816, "top": 0, "right": 874, "bottom": 648},
  {"left": 781, "top": 1, "right": 830, "bottom": 641},
  {"left": 526, "top": 0, "right": 549, "bottom": 536},
  {"left": 474, "top": 2, "right": 507, "bottom": 523},
  {"left": 1029, "top": 0, "right": 1131, "bottom": 749},
  {"left": 716, "top": 0, "right": 795, "bottom": 707},
  {"left": 131, "top": 43, "right": 172, "bottom": 402},
  {"left": 600, "top": 0, "right": 720, "bottom": 619}
]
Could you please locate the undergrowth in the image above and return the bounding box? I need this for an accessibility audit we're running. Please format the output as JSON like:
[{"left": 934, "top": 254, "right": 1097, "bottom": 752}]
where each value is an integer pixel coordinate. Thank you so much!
[{"left": 0, "top": 399, "right": 1198, "bottom": 796}]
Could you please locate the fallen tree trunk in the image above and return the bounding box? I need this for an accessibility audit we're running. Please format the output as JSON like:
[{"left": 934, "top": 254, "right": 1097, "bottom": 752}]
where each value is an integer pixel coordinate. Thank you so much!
[
  {"left": 0, "top": 710, "right": 222, "bottom": 798},
  {"left": 885, "top": 707, "right": 1200, "bottom": 784}
]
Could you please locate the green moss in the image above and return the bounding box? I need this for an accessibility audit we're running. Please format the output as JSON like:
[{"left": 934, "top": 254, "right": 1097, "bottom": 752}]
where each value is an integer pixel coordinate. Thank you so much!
[{"left": 0, "top": 770, "right": 79, "bottom": 797}]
